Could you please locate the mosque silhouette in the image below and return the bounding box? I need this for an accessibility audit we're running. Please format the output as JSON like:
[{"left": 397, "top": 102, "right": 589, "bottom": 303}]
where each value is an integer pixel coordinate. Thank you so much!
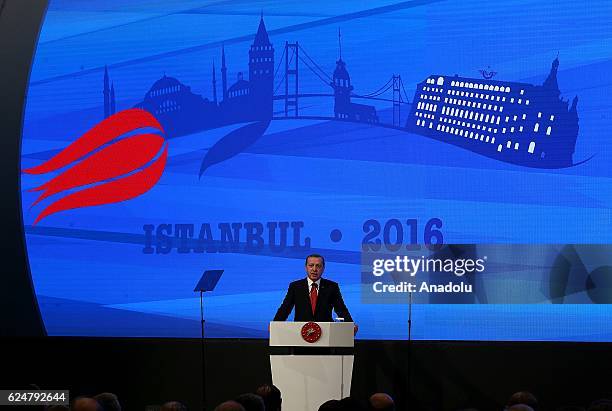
[{"left": 104, "top": 16, "right": 275, "bottom": 138}]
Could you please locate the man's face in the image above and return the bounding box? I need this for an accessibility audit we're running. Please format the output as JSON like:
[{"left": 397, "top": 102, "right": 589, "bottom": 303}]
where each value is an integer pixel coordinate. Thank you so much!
[{"left": 305, "top": 257, "right": 325, "bottom": 281}]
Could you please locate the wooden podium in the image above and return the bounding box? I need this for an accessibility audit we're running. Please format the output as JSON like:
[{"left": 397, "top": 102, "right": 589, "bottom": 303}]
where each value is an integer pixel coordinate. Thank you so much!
[{"left": 269, "top": 322, "right": 354, "bottom": 411}]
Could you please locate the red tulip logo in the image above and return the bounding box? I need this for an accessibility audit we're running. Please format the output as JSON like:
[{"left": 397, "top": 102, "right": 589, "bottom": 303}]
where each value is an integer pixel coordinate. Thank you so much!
[{"left": 23, "top": 109, "right": 167, "bottom": 224}]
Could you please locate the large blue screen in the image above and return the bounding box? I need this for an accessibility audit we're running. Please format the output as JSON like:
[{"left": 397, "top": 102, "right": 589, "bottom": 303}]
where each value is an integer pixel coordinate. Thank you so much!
[{"left": 20, "top": 0, "right": 612, "bottom": 340}]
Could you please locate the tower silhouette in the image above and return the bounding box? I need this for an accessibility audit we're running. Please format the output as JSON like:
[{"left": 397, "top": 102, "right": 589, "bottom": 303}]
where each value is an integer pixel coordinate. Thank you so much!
[
  {"left": 212, "top": 61, "right": 218, "bottom": 104},
  {"left": 332, "top": 29, "right": 353, "bottom": 119},
  {"left": 248, "top": 14, "right": 274, "bottom": 118},
  {"left": 543, "top": 56, "right": 560, "bottom": 98},
  {"left": 103, "top": 66, "right": 110, "bottom": 118},
  {"left": 110, "top": 82, "right": 116, "bottom": 115},
  {"left": 221, "top": 45, "right": 228, "bottom": 101}
]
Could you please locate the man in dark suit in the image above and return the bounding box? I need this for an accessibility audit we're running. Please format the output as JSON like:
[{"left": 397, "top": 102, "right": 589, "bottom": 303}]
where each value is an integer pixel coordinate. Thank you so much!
[{"left": 273, "top": 254, "right": 357, "bottom": 333}]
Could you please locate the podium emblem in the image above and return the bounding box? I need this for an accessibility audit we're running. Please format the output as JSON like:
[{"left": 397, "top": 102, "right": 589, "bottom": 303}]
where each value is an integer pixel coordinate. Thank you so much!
[{"left": 301, "top": 322, "right": 322, "bottom": 343}]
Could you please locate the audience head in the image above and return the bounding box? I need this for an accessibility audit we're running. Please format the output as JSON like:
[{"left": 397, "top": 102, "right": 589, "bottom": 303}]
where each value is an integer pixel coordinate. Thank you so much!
[
  {"left": 235, "top": 394, "right": 264, "bottom": 411},
  {"left": 588, "top": 400, "right": 612, "bottom": 411},
  {"left": 340, "top": 396, "right": 366, "bottom": 411},
  {"left": 72, "top": 397, "right": 103, "bottom": 411},
  {"left": 507, "top": 392, "right": 538, "bottom": 410},
  {"left": 508, "top": 405, "right": 534, "bottom": 411},
  {"left": 214, "top": 401, "right": 246, "bottom": 411},
  {"left": 319, "top": 400, "right": 343, "bottom": 411},
  {"left": 255, "top": 384, "right": 282, "bottom": 411},
  {"left": 161, "top": 401, "right": 187, "bottom": 411},
  {"left": 93, "top": 393, "right": 121, "bottom": 411},
  {"left": 369, "top": 393, "right": 395, "bottom": 411}
]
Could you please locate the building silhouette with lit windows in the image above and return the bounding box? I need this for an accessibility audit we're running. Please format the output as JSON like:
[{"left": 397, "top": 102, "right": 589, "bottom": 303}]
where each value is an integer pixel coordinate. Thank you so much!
[{"left": 407, "top": 58, "right": 579, "bottom": 168}]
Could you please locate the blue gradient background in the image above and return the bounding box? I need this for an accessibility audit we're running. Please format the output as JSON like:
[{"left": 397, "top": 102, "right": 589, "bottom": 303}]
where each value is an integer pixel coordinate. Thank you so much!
[{"left": 20, "top": 0, "right": 612, "bottom": 340}]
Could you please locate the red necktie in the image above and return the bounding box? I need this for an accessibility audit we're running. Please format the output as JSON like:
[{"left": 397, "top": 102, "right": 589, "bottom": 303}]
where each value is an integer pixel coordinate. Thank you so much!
[{"left": 310, "top": 283, "right": 318, "bottom": 315}]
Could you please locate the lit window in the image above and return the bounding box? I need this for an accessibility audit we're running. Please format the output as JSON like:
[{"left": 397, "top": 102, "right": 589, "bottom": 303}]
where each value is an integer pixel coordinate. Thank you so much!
[
  {"left": 499, "top": 106, "right": 504, "bottom": 112},
  {"left": 538, "top": 112, "right": 542, "bottom": 118},
  {"left": 416, "top": 120, "right": 420, "bottom": 126},
  {"left": 479, "top": 113, "right": 484, "bottom": 121},
  {"left": 460, "top": 130, "right": 464, "bottom": 136},
  {"left": 437, "top": 77, "right": 444, "bottom": 85},
  {"left": 491, "top": 137, "right": 495, "bottom": 144},
  {"left": 469, "top": 112, "right": 474, "bottom": 119},
  {"left": 479, "top": 84, "right": 484, "bottom": 89},
  {"left": 488, "top": 104, "right": 492, "bottom": 110},
  {"left": 494, "top": 86, "right": 500, "bottom": 91},
  {"left": 484, "top": 84, "right": 489, "bottom": 90},
  {"left": 470, "top": 132, "right": 474, "bottom": 138},
  {"left": 502, "top": 97, "right": 506, "bottom": 102},
  {"left": 520, "top": 89, "right": 524, "bottom": 95},
  {"left": 496, "top": 96, "right": 500, "bottom": 101},
  {"left": 513, "top": 115, "right": 518, "bottom": 121},
  {"left": 534, "top": 123, "right": 539, "bottom": 132},
  {"left": 510, "top": 127, "right": 515, "bottom": 132},
  {"left": 525, "top": 100, "right": 530, "bottom": 105},
  {"left": 518, "top": 99, "right": 522, "bottom": 104},
  {"left": 459, "top": 82, "right": 464, "bottom": 87},
  {"left": 550, "top": 115, "right": 555, "bottom": 121},
  {"left": 546, "top": 126, "right": 552, "bottom": 135},
  {"left": 486, "top": 136, "right": 490, "bottom": 142},
  {"left": 437, "top": 124, "right": 441, "bottom": 130},
  {"left": 498, "top": 144, "right": 503, "bottom": 152},
  {"left": 515, "top": 142, "right": 519, "bottom": 150},
  {"left": 480, "top": 135, "right": 485, "bottom": 141},
  {"left": 519, "top": 126, "right": 523, "bottom": 132},
  {"left": 507, "top": 141, "right": 512, "bottom": 148},
  {"left": 521, "top": 114, "right": 526, "bottom": 120},
  {"left": 528, "top": 142, "right": 536, "bottom": 153},
  {"left": 510, "top": 98, "right": 514, "bottom": 103}
]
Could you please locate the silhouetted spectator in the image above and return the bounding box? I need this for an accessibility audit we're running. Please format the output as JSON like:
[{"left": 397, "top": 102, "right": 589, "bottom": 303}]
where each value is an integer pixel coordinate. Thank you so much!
[
  {"left": 319, "top": 400, "right": 343, "bottom": 411},
  {"left": 508, "top": 405, "right": 534, "bottom": 411},
  {"left": 72, "top": 397, "right": 103, "bottom": 411},
  {"left": 255, "top": 384, "right": 282, "bottom": 411},
  {"left": 556, "top": 406, "right": 586, "bottom": 411},
  {"left": 161, "top": 401, "right": 187, "bottom": 411},
  {"left": 589, "top": 400, "right": 612, "bottom": 411},
  {"left": 213, "top": 401, "right": 245, "bottom": 411},
  {"left": 507, "top": 392, "right": 538, "bottom": 411},
  {"left": 94, "top": 393, "right": 121, "bottom": 411},
  {"left": 369, "top": 393, "right": 395, "bottom": 411},
  {"left": 340, "top": 396, "right": 366, "bottom": 411},
  {"left": 235, "top": 394, "right": 264, "bottom": 411}
]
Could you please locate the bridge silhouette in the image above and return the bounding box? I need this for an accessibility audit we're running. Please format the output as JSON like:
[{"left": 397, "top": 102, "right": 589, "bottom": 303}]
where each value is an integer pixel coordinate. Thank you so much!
[{"left": 271, "top": 40, "right": 412, "bottom": 129}]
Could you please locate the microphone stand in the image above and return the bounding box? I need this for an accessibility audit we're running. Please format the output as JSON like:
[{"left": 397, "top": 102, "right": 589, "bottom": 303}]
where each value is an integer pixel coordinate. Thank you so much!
[
  {"left": 407, "top": 289, "right": 413, "bottom": 405},
  {"left": 200, "top": 290, "right": 206, "bottom": 411}
]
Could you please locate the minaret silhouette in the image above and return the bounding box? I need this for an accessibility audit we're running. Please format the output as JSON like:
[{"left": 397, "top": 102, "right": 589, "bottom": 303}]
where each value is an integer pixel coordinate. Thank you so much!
[
  {"left": 212, "top": 61, "right": 218, "bottom": 105},
  {"left": 221, "top": 45, "right": 228, "bottom": 101},
  {"left": 103, "top": 66, "right": 110, "bottom": 118},
  {"left": 110, "top": 82, "right": 116, "bottom": 115}
]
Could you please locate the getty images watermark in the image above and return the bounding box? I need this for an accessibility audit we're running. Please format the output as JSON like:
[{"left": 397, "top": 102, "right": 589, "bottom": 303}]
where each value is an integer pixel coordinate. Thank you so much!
[{"left": 361, "top": 244, "right": 486, "bottom": 304}]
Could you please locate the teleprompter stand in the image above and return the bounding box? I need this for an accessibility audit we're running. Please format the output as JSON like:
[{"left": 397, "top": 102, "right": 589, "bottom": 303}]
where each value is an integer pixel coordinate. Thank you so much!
[{"left": 193, "top": 269, "right": 224, "bottom": 411}]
